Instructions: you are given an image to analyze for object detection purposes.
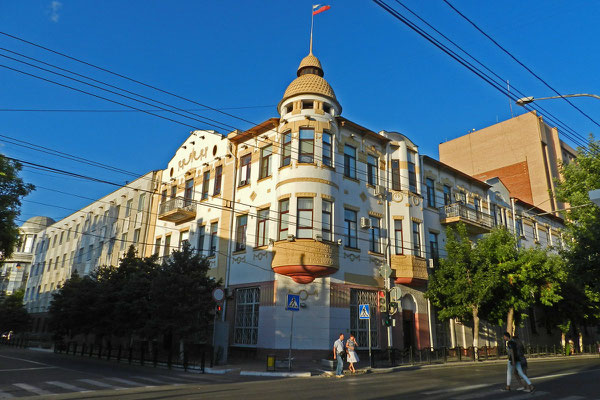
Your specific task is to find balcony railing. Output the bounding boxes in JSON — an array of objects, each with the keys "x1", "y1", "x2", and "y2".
[
  {"x1": 158, "y1": 197, "x2": 196, "y2": 223},
  {"x1": 439, "y1": 203, "x2": 494, "y2": 232}
]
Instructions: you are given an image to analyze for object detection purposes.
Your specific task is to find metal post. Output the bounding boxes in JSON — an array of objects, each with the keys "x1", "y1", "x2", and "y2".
[
  {"x1": 368, "y1": 316, "x2": 373, "y2": 368},
  {"x1": 288, "y1": 311, "x2": 294, "y2": 372}
]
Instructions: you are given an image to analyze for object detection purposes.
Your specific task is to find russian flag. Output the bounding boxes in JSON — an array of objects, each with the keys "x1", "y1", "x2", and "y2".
[{"x1": 312, "y1": 4, "x2": 331, "y2": 15}]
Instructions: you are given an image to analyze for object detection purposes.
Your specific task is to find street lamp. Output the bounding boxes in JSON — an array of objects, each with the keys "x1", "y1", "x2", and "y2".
[{"x1": 516, "y1": 93, "x2": 600, "y2": 106}]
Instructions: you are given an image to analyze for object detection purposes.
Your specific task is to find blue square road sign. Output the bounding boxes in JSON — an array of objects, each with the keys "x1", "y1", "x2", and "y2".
[
  {"x1": 287, "y1": 294, "x2": 300, "y2": 311},
  {"x1": 359, "y1": 304, "x2": 370, "y2": 319}
]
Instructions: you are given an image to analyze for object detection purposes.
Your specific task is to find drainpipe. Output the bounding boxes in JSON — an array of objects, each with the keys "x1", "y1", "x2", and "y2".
[
  {"x1": 223, "y1": 139, "x2": 238, "y2": 322},
  {"x1": 510, "y1": 197, "x2": 517, "y2": 238}
]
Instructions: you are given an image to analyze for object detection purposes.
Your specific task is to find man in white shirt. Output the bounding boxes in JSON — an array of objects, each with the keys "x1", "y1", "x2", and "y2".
[{"x1": 333, "y1": 333, "x2": 345, "y2": 377}]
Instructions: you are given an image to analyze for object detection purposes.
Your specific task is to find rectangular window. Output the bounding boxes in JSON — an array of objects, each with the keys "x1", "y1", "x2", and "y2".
[
  {"x1": 394, "y1": 219, "x2": 404, "y2": 255},
  {"x1": 59, "y1": 231, "x2": 64, "y2": 245},
  {"x1": 179, "y1": 231, "x2": 189, "y2": 249},
  {"x1": 235, "y1": 215, "x2": 248, "y2": 251},
  {"x1": 202, "y1": 171, "x2": 210, "y2": 200},
  {"x1": 413, "y1": 221, "x2": 421, "y2": 257},
  {"x1": 391, "y1": 160, "x2": 401, "y2": 191},
  {"x1": 214, "y1": 165, "x2": 223, "y2": 195},
  {"x1": 545, "y1": 226, "x2": 551, "y2": 245},
  {"x1": 259, "y1": 145, "x2": 272, "y2": 179},
  {"x1": 302, "y1": 100, "x2": 313, "y2": 109},
  {"x1": 278, "y1": 199, "x2": 290, "y2": 240},
  {"x1": 344, "y1": 208, "x2": 358, "y2": 248},
  {"x1": 197, "y1": 225, "x2": 205, "y2": 254},
  {"x1": 516, "y1": 217, "x2": 524, "y2": 237},
  {"x1": 184, "y1": 179, "x2": 194, "y2": 204},
  {"x1": 426, "y1": 178, "x2": 436, "y2": 208},
  {"x1": 367, "y1": 155, "x2": 378, "y2": 185},
  {"x1": 256, "y1": 209, "x2": 270, "y2": 247},
  {"x1": 164, "y1": 235, "x2": 171, "y2": 257},
  {"x1": 322, "y1": 200, "x2": 332, "y2": 241},
  {"x1": 443, "y1": 185, "x2": 452, "y2": 205},
  {"x1": 125, "y1": 199, "x2": 133, "y2": 217},
  {"x1": 77, "y1": 248, "x2": 84, "y2": 264},
  {"x1": 87, "y1": 245, "x2": 93, "y2": 261},
  {"x1": 457, "y1": 190, "x2": 467, "y2": 203},
  {"x1": 239, "y1": 154, "x2": 251, "y2": 186},
  {"x1": 138, "y1": 193, "x2": 146, "y2": 211},
  {"x1": 474, "y1": 197, "x2": 481, "y2": 214},
  {"x1": 344, "y1": 145, "x2": 356, "y2": 179},
  {"x1": 154, "y1": 237, "x2": 161, "y2": 256},
  {"x1": 281, "y1": 132, "x2": 292, "y2": 167},
  {"x1": 369, "y1": 216, "x2": 381, "y2": 253},
  {"x1": 161, "y1": 190, "x2": 167, "y2": 203},
  {"x1": 350, "y1": 289, "x2": 379, "y2": 349},
  {"x1": 170, "y1": 185, "x2": 177, "y2": 198},
  {"x1": 297, "y1": 197, "x2": 314, "y2": 239},
  {"x1": 120, "y1": 233, "x2": 127, "y2": 250},
  {"x1": 429, "y1": 232, "x2": 439, "y2": 264},
  {"x1": 322, "y1": 131, "x2": 332, "y2": 167},
  {"x1": 234, "y1": 287, "x2": 260, "y2": 346},
  {"x1": 408, "y1": 150, "x2": 417, "y2": 193},
  {"x1": 209, "y1": 222, "x2": 218, "y2": 256},
  {"x1": 299, "y1": 129, "x2": 314, "y2": 163},
  {"x1": 133, "y1": 228, "x2": 140, "y2": 244},
  {"x1": 533, "y1": 221, "x2": 539, "y2": 242}
]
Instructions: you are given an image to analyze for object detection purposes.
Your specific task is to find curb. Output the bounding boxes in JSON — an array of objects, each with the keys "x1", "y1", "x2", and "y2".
[{"x1": 240, "y1": 370, "x2": 312, "y2": 378}]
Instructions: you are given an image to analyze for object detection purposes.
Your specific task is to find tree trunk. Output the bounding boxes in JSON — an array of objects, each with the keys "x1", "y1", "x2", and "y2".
[
  {"x1": 472, "y1": 307, "x2": 480, "y2": 361},
  {"x1": 561, "y1": 331, "x2": 566, "y2": 350},
  {"x1": 506, "y1": 307, "x2": 515, "y2": 336}
]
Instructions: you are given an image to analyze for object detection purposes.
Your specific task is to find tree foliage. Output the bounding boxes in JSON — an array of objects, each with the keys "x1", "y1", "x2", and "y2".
[
  {"x1": 0, "y1": 289, "x2": 30, "y2": 333},
  {"x1": 0, "y1": 155, "x2": 34, "y2": 259}
]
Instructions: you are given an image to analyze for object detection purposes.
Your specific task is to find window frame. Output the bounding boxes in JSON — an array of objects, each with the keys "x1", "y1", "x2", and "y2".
[
  {"x1": 201, "y1": 170, "x2": 210, "y2": 200},
  {"x1": 344, "y1": 144, "x2": 357, "y2": 179},
  {"x1": 394, "y1": 219, "x2": 404, "y2": 255},
  {"x1": 278, "y1": 198, "x2": 290, "y2": 240},
  {"x1": 259, "y1": 145, "x2": 272, "y2": 179},
  {"x1": 412, "y1": 221, "x2": 421, "y2": 257},
  {"x1": 235, "y1": 214, "x2": 248, "y2": 251},
  {"x1": 322, "y1": 199, "x2": 332, "y2": 241},
  {"x1": 209, "y1": 222, "x2": 218, "y2": 256},
  {"x1": 367, "y1": 154, "x2": 378, "y2": 186},
  {"x1": 281, "y1": 131, "x2": 292, "y2": 167},
  {"x1": 256, "y1": 208, "x2": 270, "y2": 247},
  {"x1": 369, "y1": 216, "x2": 381, "y2": 253},
  {"x1": 239, "y1": 154, "x2": 252, "y2": 186},
  {"x1": 344, "y1": 208, "x2": 358, "y2": 248},
  {"x1": 391, "y1": 160, "x2": 401, "y2": 191},
  {"x1": 322, "y1": 131, "x2": 332, "y2": 167},
  {"x1": 298, "y1": 129, "x2": 315, "y2": 164},
  {"x1": 426, "y1": 178, "x2": 436, "y2": 208},
  {"x1": 214, "y1": 165, "x2": 223, "y2": 196},
  {"x1": 296, "y1": 197, "x2": 314, "y2": 239}
]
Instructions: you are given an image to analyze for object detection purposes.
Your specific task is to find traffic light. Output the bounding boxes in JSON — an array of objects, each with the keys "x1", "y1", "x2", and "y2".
[
  {"x1": 383, "y1": 314, "x2": 392, "y2": 327},
  {"x1": 378, "y1": 290, "x2": 388, "y2": 313}
]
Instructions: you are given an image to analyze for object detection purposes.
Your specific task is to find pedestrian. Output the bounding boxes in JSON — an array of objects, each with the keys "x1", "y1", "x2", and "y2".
[
  {"x1": 512, "y1": 335, "x2": 528, "y2": 388},
  {"x1": 502, "y1": 332, "x2": 534, "y2": 393},
  {"x1": 333, "y1": 333, "x2": 345, "y2": 378},
  {"x1": 346, "y1": 333, "x2": 359, "y2": 374}
]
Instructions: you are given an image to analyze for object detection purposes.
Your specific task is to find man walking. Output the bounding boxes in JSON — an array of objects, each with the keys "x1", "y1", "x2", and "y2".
[
  {"x1": 503, "y1": 332, "x2": 534, "y2": 392},
  {"x1": 333, "y1": 333, "x2": 345, "y2": 378}
]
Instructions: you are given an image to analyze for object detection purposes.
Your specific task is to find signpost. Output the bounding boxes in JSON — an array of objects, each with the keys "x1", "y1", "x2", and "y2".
[
  {"x1": 359, "y1": 304, "x2": 372, "y2": 367},
  {"x1": 286, "y1": 294, "x2": 300, "y2": 371}
]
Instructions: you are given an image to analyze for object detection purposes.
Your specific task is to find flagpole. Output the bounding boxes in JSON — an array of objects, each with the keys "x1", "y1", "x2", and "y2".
[{"x1": 310, "y1": 6, "x2": 314, "y2": 54}]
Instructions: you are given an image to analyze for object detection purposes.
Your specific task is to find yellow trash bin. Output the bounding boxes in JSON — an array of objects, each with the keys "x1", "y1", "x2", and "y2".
[{"x1": 267, "y1": 354, "x2": 276, "y2": 371}]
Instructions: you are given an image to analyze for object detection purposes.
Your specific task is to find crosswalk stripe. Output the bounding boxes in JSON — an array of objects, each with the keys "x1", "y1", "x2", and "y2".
[
  {"x1": 12, "y1": 383, "x2": 52, "y2": 395},
  {"x1": 46, "y1": 381, "x2": 91, "y2": 392},
  {"x1": 157, "y1": 374, "x2": 194, "y2": 382},
  {"x1": 77, "y1": 379, "x2": 124, "y2": 390},
  {"x1": 0, "y1": 389, "x2": 14, "y2": 399},
  {"x1": 105, "y1": 377, "x2": 146, "y2": 387},
  {"x1": 557, "y1": 397, "x2": 586, "y2": 400},
  {"x1": 131, "y1": 376, "x2": 171, "y2": 385},
  {"x1": 503, "y1": 391, "x2": 548, "y2": 400}
]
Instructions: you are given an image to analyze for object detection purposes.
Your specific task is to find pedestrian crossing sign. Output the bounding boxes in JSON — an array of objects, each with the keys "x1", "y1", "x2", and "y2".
[
  {"x1": 359, "y1": 304, "x2": 370, "y2": 319},
  {"x1": 287, "y1": 294, "x2": 300, "y2": 311}
]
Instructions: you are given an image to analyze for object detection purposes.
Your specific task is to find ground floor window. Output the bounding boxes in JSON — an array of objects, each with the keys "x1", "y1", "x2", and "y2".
[
  {"x1": 234, "y1": 287, "x2": 260, "y2": 346},
  {"x1": 350, "y1": 289, "x2": 379, "y2": 349}
]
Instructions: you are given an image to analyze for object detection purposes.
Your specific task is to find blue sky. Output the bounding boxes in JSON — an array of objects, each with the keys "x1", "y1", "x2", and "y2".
[{"x1": 1, "y1": 0, "x2": 599, "y2": 223}]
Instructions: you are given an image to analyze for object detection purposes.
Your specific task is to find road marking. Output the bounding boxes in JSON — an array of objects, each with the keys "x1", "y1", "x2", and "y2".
[
  {"x1": 46, "y1": 381, "x2": 92, "y2": 392},
  {"x1": 532, "y1": 368, "x2": 600, "y2": 381},
  {"x1": 0, "y1": 389, "x2": 14, "y2": 398},
  {"x1": 131, "y1": 376, "x2": 171, "y2": 385},
  {"x1": 12, "y1": 383, "x2": 52, "y2": 395},
  {"x1": 503, "y1": 391, "x2": 547, "y2": 400},
  {"x1": 77, "y1": 379, "x2": 124, "y2": 390},
  {"x1": 423, "y1": 383, "x2": 490, "y2": 395},
  {"x1": 0, "y1": 367, "x2": 56, "y2": 372},
  {"x1": 0, "y1": 355, "x2": 49, "y2": 366},
  {"x1": 105, "y1": 377, "x2": 146, "y2": 387},
  {"x1": 556, "y1": 396, "x2": 585, "y2": 400}
]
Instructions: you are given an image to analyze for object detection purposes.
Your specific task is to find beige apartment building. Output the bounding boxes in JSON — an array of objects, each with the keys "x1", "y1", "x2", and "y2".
[{"x1": 438, "y1": 111, "x2": 577, "y2": 214}]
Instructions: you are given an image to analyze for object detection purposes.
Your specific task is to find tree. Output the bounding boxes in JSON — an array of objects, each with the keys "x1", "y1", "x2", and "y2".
[
  {"x1": 0, "y1": 155, "x2": 34, "y2": 259},
  {"x1": 0, "y1": 289, "x2": 30, "y2": 334},
  {"x1": 554, "y1": 135, "x2": 600, "y2": 339},
  {"x1": 146, "y1": 241, "x2": 220, "y2": 344},
  {"x1": 427, "y1": 224, "x2": 505, "y2": 355}
]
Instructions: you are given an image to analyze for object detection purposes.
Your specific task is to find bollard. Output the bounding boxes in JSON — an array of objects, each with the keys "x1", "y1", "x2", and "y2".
[{"x1": 458, "y1": 346, "x2": 462, "y2": 362}]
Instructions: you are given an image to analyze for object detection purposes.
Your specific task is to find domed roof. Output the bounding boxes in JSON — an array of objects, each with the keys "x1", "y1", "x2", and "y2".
[
  {"x1": 283, "y1": 74, "x2": 336, "y2": 101},
  {"x1": 20, "y1": 216, "x2": 55, "y2": 232},
  {"x1": 297, "y1": 54, "x2": 322, "y2": 74}
]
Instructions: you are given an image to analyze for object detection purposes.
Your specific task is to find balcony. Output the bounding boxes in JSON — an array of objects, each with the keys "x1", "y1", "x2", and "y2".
[
  {"x1": 391, "y1": 255, "x2": 428, "y2": 286},
  {"x1": 439, "y1": 203, "x2": 494, "y2": 234},
  {"x1": 271, "y1": 240, "x2": 339, "y2": 284},
  {"x1": 158, "y1": 197, "x2": 196, "y2": 223}
]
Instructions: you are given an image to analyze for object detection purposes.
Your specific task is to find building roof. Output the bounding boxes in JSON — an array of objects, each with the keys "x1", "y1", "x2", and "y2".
[
  {"x1": 297, "y1": 54, "x2": 322, "y2": 73},
  {"x1": 227, "y1": 118, "x2": 279, "y2": 144},
  {"x1": 421, "y1": 155, "x2": 491, "y2": 188},
  {"x1": 337, "y1": 117, "x2": 390, "y2": 145},
  {"x1": 20, "y1": 216, "x2": 55, "y2": 232},
  {"x1": 280, "y1": 53, "x2": 338, "y2": 106}
]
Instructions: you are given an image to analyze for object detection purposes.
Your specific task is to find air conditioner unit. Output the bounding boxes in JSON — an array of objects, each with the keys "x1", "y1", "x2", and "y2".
[
  {"x1": 374, "y1": 185, "x2": 386, "y2": 197},
  {"x1": 360, "y1": 217, "x2": 372, "y2": 229},
  {"x1": 428, "y1": 258, "x2": 436, "y2": 268}
]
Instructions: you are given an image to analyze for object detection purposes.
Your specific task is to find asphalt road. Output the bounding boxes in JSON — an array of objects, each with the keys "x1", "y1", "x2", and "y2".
[{"x1": 0, "y1": 347, "x2": 599, "y2": 399}]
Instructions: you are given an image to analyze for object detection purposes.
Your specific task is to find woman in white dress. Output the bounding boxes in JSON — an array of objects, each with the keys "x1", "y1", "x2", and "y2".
[{"x1": 346, "y1": 333, "x2": 359, "y2": 373}]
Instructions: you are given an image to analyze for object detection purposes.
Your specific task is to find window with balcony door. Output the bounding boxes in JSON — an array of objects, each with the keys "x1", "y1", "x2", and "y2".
[
  {"x1": 322, "y1": 131, "x2": 332, "y2": 167},
  {"x1": 297, "y1": 197, "x2": 313, "y2": 239},
  {"x1": 344, "y1": 209, "x2": 358, "y2": 248},
  {"x1": 426, "y1": 178, "x2": 436, "y2": 208},
  {"x1": 413, "y1": 221, "x2": 422, "y2": 257},
  {"x1": 369, "y1": 216, "x2": 381, "y2": 253},
  {"x1": 239, "y1": 154, "x2": 251, "y2": 186},
  {"x1": 154, "y1": 237, "x2": 161, "y2": 256},
  {"x1": 235, "y1": 215, "x2": 248, "y2": 251},
  {"x1": 197, "y1": 225, "x2": 205, "y2": 254},
  {"x1": 209, "y1": 222, "x2": 218, "y2": 256},
  {"x1": 367, "y1": 155, "x2": 378, "y2": 186},
  {"x1": 391, "y1": 160, "x2": 401, "y2": 191},
  {"x1": 443, "y1": 185, "x2": 452, "y2": 205},
  {"x1": 322, "y1": 200, "x2": 332, "y2": 241},
  {"x1": 214, "y1": 165, "x2": 222, "y2": 196},
  {"x1": 184, "y1": 179, "x2": 194, "y2": 205},
  {"x1": 278, "y1": 199, "x2": 289, "y2": 240},
  {"x1": 256, "y1": 209, "x2": 270, "y2": 247},
  {"x1": 407, "y1": 150, "x2": 417, "y2": 193},
  {"x1": 395, "y1": 220, "x2": 404, "y2": 255},
  {"x1": 429, "y1": 232, "x2": 439, "y2": 265},
  {"x1": 299, "y1": 129, "x2": 314, "y2": 163}
]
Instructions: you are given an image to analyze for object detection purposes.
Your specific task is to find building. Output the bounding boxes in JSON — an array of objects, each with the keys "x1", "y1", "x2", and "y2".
[
  {"x1": 23, "y1": 51, "x2": 571, "y2": 356},
  {"x1": 24, "y1": 171, "x2": 159, "y2": 333},
  {"x1": 438, "y1": 111, "x2": 577, "y2": 214},
  {"x1": 0, "y1": 216, "x2": 54, "y2": 300}
]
